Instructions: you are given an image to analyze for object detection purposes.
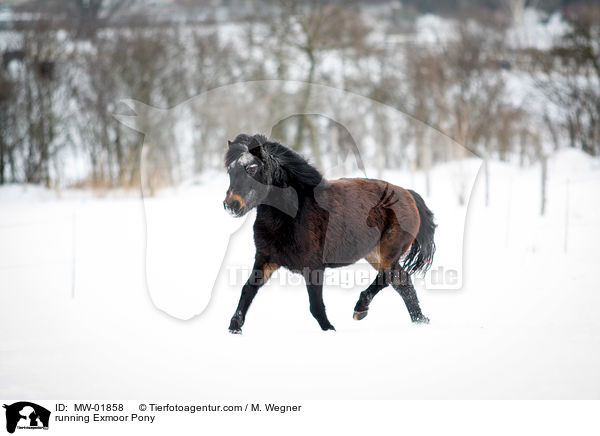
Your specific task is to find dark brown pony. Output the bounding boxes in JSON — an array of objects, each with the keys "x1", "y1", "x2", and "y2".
[{"x1": 224, "y1": 133, "x2": 436, "y2": 333}]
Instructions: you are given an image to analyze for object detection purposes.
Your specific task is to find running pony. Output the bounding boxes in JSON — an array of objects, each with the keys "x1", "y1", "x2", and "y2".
[{"x1": 224, "y1": 134, "x2": 436, "y2": 333}]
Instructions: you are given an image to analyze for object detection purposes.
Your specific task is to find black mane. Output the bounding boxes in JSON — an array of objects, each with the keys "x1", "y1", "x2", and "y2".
[
  {"x1": 225, "y1": 133, "x2": 323, "y2": 192},
  {"x1": 224, "y1": 133, "x2": 265, "y2": 167}
]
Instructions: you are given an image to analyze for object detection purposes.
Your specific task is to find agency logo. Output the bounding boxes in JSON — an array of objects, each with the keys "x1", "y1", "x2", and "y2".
[{"x1": 3, "y1": 402, "x2": 50, "y2": 433}]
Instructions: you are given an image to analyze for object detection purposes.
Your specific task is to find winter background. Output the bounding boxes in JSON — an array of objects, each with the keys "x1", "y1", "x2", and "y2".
[{"x1": 1, "y1": 0, "x2": 599, "y2": 399}]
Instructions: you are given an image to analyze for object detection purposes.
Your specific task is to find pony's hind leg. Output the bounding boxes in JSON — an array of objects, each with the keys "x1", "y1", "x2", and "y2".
[
  {"x1": 391, "y1": 264, "x2": 429, "y2": 323},
  {"x1": 354, "y1": 240, "x2": 402, "y2": 320},
  {"x1": 353, "y1": 270, "x2": 390, "y2": 320},
  {"x1": 354, "y1": 232, "x2": 408, "y2": 321}
]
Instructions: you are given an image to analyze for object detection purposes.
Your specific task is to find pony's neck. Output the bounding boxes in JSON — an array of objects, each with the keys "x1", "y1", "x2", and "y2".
[
  {"x1": 258, "y1": 169, "x2": 313, "y2": 226},
  {"x1": 257, "y1": 144, "x2": 324, "y2": 224},
  {"x1": 268, "y1": 157, "x2": 323, "y2": 193},
  {"x1": 261, "y1": 183, "x2": 302, "y2": 219}
]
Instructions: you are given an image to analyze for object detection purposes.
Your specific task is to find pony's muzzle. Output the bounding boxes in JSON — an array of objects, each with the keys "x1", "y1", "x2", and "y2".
[{"x1": 224, "y1": 193, "x2": 245, "y2": 216}]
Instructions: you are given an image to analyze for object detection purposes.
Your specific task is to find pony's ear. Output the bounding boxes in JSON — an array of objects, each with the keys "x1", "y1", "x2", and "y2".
[
  {"x1": 227, "y1": 140, "x2": 233, "y2": 147},
  {"x1": 248, "y1": 137, "x2": 263, "y2": 159}
]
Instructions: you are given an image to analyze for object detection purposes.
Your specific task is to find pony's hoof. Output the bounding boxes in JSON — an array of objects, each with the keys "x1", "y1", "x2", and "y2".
[
  {"x1": 229, "y1": 316, "x2": 243, "y2": 333},
  {"x1": 321, "y1": 324, "x2": 336, "y2": 331},
  {"x1": 353, "y1": 310, "x2": 368, "y2": 321},
  {"x1": 412, "y1": 315, "x2": 430, "y2": 324}
]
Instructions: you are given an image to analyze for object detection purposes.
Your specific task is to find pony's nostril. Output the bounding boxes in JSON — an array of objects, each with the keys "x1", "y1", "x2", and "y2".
[{"x1": 223, "y1": 200, "x2": 227, "y2": 210}]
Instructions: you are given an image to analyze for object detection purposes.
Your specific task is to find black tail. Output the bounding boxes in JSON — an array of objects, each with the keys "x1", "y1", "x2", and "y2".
[{"x1": 403, "y1": 189, "x2": 436, "y2": 274}]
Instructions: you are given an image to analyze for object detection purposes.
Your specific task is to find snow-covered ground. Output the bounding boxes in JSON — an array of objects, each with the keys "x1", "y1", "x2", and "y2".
[{"x1": 1, "y1": 149, "x2": 599, "y2": 399}]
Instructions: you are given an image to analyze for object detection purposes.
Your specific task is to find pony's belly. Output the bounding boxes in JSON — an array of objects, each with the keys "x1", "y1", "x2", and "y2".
[
  {"x1": 269, "y1": 243, "x2": 373, "y2": 272},
  {"x1": 321, "y1": 230, "x2": 380, "y2": 267}
]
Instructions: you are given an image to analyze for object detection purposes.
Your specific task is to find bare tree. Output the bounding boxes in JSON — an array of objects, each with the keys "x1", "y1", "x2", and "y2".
[
  {"x1": 0, "y1": 67, "x2": 15, "y2": 184},
  {"x1": 264, "y1": 0, "x2": 370, "y2": 167},
  {"x1": 8, "y1": 21, "x2": 68, "y2": 187},
  {"x1": 534, "y1": 4, "x2": 600, "y2": 156}
]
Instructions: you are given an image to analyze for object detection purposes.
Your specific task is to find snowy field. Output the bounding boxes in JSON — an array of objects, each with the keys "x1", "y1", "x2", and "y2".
[{"x1": 1, "y1": 149, "x2": 600, "y2": 399}]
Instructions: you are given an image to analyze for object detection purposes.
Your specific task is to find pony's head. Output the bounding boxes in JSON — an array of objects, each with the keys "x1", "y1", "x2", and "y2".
[{"x1": 223, "y1": 134, "x2": 272, "y2": 217}]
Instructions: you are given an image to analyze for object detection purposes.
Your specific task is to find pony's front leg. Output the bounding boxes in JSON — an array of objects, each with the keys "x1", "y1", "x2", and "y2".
[
  {"x1": 229, "y1": 261, "x2": 278, "y2": 334},
  {"x1": 305, "y1": 269, "x2": 335, "y2": 331}
]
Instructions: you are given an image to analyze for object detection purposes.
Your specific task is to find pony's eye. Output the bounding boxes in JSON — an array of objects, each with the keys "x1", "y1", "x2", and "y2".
[{"x1": 246, "y1": 165, "x2": 258, "y2": 176}]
